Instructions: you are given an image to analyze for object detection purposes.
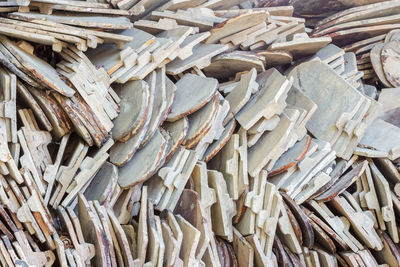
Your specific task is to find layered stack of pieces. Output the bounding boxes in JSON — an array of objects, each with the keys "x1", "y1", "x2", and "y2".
[
  {"x1": 0, "y1": 0, "x2": 398, "y2": 266},
  {"x1": 311, "y1": 0, "x2": 400, "y2": 85},
  {"x1": 312, "y1": 0, "x2": 400, "y2": 47},
  {"x1": 370, "y1": 32, "x2": 400, "y2": 88}
]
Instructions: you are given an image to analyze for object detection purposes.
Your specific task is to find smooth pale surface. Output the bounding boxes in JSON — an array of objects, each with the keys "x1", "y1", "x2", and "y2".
[
  {"x1": 311, "y1": 44, "x2": 345, "y2": 64},
  {"x1": 166, "y1": 42, "x2": 228, "y2": 75},
  {"x1": 268, "y1": 33, "x2": 332, "y2": 58},
  {"x1": 224, "y1": 68, "x2": 257, "y2": 124}
]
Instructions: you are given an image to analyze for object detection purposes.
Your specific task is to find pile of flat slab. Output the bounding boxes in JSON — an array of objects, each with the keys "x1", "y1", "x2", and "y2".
[{"x1": 0, "y1": 0, "x2": 398, "y2": 266}]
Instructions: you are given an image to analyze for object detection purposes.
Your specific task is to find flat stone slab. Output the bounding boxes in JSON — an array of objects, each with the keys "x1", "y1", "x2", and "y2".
[
  {"x1": 118, "y1": 129, "x2": 170, "y2": 188},
  {"x1": 166, "y1": 73, "x2": 218, "y2": 122},
  {"x1": 359, "y1": 118, "x2": 400, "y2": 160},
  {"x1": 381, "y1": 40, "x2": 400, "y2": 87},
  {"x1": 289, "y1": 59, "x2": 364, "y2": 145},
  {"x1": 112, "y1": 80, "x2": 150, "y2": 142},
  {"x1": 203, "y1": 51, "x2": 265, "y2": 79}
]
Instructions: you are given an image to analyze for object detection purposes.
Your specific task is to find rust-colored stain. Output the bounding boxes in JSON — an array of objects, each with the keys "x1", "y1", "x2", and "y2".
[{"x1": 107, "y1": 61, "x2": 123, "y2": 75}]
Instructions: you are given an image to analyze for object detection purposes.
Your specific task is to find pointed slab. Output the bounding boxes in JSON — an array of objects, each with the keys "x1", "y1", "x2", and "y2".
[
  {"x1": 58, "y1": 207, "x2": 95, "y2": 265},
  {"x1": 232, "y1": 228, "x2": 254, "y2": 267},
  {"x1": 277, "y1": 202, "x2": 302, "y2": 254},
  {"x1": 175, "y1": 214, "x2": 200, "y2": 267},
  {"x1": 136, "y1": 186, "x2": 148, "y2": 266},
  {"x1": 160, "y1": 220, "x2": 180, "y2": 267},
  {"x1": 370, "y1": 161, "x2": 399, "y2": 243}
]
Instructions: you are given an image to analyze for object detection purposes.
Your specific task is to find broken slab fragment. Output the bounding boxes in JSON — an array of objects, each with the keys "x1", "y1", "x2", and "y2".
[
  {"x1": 268, "y1": 33, "x2": 332, "y2": 59},
  {"x1": 203, "y1": 119, "x2": 236, "y2": 162},
  {"x1": 140, "y1": 69, "x2": 168, "y2": 147},
  {"x1": 358, "y1": 118, "x2": 400, "y2": 161},
  {"x1": 235, "y1": 68, "x2": 291, "y2": 130},
  {"x1": 381, "y1": 40, "x2": 400, "y2": 87},
  {"x1": 311, "y1": 44, "x2": 345, "y2": 64},
  {"x1": 370, "y1": 43, "x2": 392, "y2": 87},
  {"x1": 151, "y1": 8, "x2": 224, "y2": 31},
  {"x1": 166, "y1": 42, "x2": 228, "y2": 75},
  {"x1": 203, "y1": 51, "x2": 265, "y2": 79},
  {"x1": 223, "y1": 69, "x2": 258, "y2": 124},
  {"x1": 84, "y1": 162, "x2": 118, "y2": 205},
  {"x1": 247, "y1": 112, "x2": 298, "y2": 177},
  {"x1": 182, "y1": 95, "x2": 219, "y2": 149},
  {"x1": 315, "y1": 160, "x2": 367, "y2": 202},
  {"x1": 207, "y1": 170, "x2": 236, "y2": 242},
  {"x1": 205, "y1": 10, "x2": 269, "y2": 44}
]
